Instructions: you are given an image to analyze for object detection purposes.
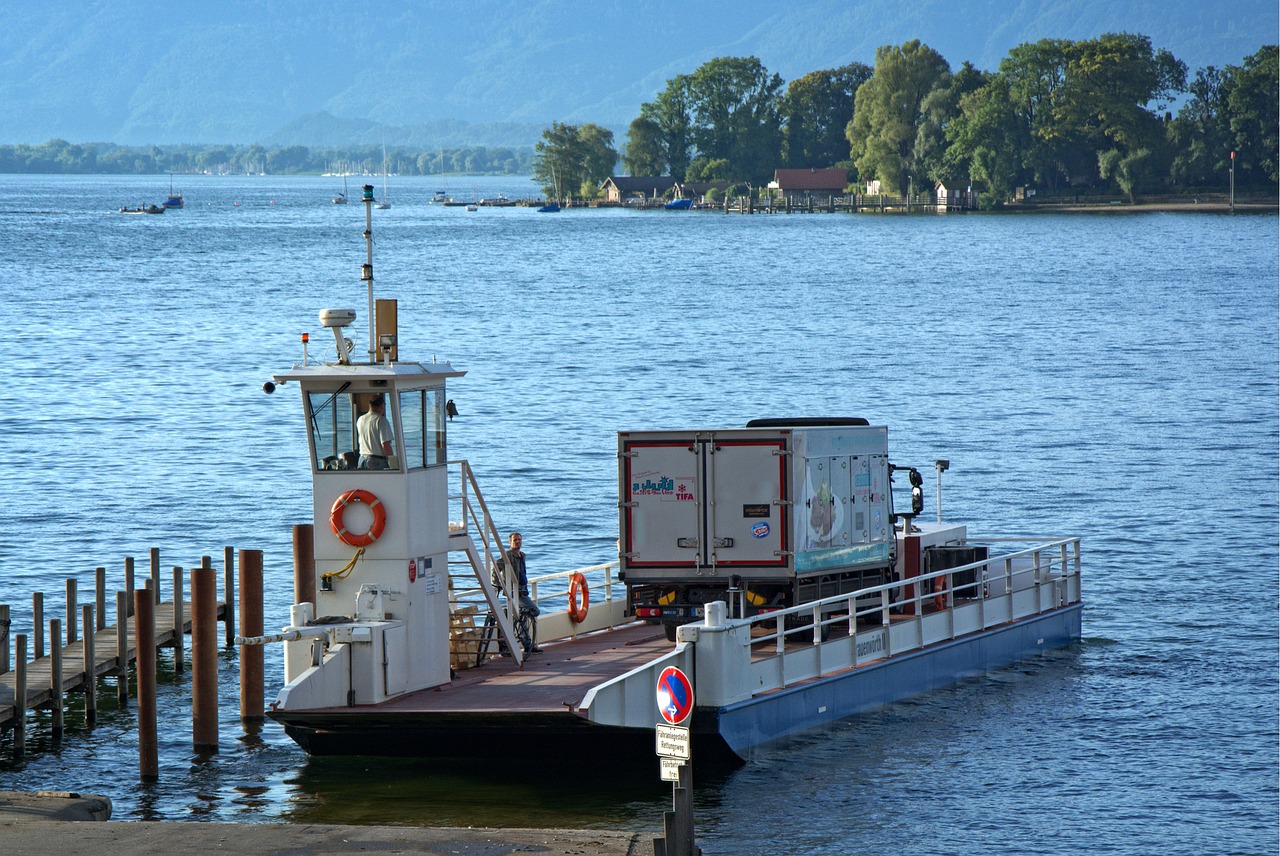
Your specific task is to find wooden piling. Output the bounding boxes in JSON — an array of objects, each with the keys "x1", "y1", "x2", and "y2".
[
  {"x1": 51, "y1": 618, "x2": 63, "y2": 738},
  {"x1": 32, "y1": 592, "x2": 44, "y2": 660},
  {"x1": 223, "y1": 546, "x2": 237, "y2": 647},
  {"x1": 66, "y1": 579, "x2": 78, "y2": 645},
  {"x1": 172, "y1": 566, "x2": 185, "y2": 674},
  {"x1": 293, "y1": 524, "x2": 316, "y2": 607},
  {"x1": 150, "y1": 547, "x2": 162, "y2": 604},
  {"x1": 191, "y1": 566, "x2": 218, "y2": 753},
  {"x1": 124, "y1": 556, "x2": 135, "y2": 617},
  {"x1": 14, "y1": 634, "x2": 26, "y2": 760},
  {"x1": 239, "y1": 549, "x2": 264, "y2": 722},
  {"x1": 95, "y1": 567, "x2": 106, "y2": 631},
  {"x1": 0, "y1": 604, "x2": 9, "y2": 676},
  {"x1": 82, "y1": 604, "x2": 96, "y2": 726},
  {"x1": 116, "y1": 590, "x2": 129, "y2": 706},
  {"x1": 134, "y1": 590, "x2": 158, "y2": 780}
]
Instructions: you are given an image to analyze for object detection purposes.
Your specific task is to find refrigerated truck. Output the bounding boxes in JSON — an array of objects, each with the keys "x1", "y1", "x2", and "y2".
[{"x1": 618, "y1": 419, "x2": 907, "y2": 639}]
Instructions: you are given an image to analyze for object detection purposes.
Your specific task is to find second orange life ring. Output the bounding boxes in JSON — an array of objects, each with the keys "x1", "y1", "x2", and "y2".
[{"x1": 568, "y1": 572, "x2": 590, "y2": 623}]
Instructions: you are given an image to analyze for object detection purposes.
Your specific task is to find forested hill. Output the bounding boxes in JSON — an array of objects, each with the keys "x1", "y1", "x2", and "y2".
[{"x1": 1, "y1": 0, "x2": 1274, "y2": 146}]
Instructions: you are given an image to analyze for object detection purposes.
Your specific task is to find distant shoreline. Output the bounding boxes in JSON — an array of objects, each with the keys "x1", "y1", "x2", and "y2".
[{"x1": 1005, "y1": 201, "x2": 1277, "y2": 214}]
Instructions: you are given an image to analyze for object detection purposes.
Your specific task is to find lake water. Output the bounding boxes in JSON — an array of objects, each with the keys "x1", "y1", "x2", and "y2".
[{"x1": 0, "y1": 174, "x2": 1276, "y2": 855}]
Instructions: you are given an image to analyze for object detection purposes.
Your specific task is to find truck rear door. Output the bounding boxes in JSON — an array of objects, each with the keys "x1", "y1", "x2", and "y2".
[{"x1": 621, "y1": 433, "x2": 788, "y2": 572}]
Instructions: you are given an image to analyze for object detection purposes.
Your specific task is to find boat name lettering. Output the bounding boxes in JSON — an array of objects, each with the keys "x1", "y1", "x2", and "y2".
[{"x1": 856, "y1": 633, "x2": 885, "y2": 659}]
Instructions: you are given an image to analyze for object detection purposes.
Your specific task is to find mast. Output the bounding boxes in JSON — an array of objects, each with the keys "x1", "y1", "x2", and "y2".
[{"x1": 362, "y1": 184, "x2": 375, "y2": 362}]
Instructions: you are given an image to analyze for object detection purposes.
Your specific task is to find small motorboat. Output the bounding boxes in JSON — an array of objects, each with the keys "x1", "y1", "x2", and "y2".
[
  {"x1": 664, "y1": 198, "x2": 693, "y2": 210},
  {"x1": 119, "y1": 204, "x2": 166, "y2": 215}
]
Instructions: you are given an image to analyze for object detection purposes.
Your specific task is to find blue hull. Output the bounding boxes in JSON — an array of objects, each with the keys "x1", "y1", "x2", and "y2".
[{"x1": 710, "y1": 604, "x2": 1082, "y2": 758}]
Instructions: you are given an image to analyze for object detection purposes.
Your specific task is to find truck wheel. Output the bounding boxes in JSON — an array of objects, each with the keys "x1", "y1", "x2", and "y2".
[{"x1": 664, "y1": 622, "x2": 679, "y2": 642}]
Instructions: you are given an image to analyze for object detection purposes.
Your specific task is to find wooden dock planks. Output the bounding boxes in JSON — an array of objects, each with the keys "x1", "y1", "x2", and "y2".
[{"x1": 0, "y1": 600, "x2": 227, "y2": 728}]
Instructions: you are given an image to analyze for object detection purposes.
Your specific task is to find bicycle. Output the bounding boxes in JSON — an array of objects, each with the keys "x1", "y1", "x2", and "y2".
[{"x1": 475, "y1": 598, "x2": 538, "y2": 667}]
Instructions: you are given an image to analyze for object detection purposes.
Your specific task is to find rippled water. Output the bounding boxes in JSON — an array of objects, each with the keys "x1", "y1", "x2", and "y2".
[{"x1": 0, "y1": 175, "x2": 1275, "y2": 855}]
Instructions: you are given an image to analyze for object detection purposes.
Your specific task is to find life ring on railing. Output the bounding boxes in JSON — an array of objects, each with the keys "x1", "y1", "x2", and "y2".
[
  {"x1": 330, "y1": 489, "x2": 387, "y2": 547},
  {"x1": 568, "y1": 572, "x2": 590, "y2": 623}
]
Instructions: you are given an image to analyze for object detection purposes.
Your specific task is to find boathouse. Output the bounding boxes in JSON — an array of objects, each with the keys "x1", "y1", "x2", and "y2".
[
  {"x1": 600, "y1": 175, "x2": 678, "y2": 204},
  {"x1": 770, "y1": 168, "x2": 848, "y2": 204},
  {"x1": 935, "y1": 180, "x2": 978, "y2": 211}
]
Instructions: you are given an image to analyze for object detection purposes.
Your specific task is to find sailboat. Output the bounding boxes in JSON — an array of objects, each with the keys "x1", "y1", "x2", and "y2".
[
  {"x1": 375, "y1": 145, "x2": 391, "y2": 209},
  {"x1": 162, "y1": 174, "x2": 184, "y2": 209},
  {"x1": 333, "y1": 170, "x2": 349, "y2": 204},
  {"x1": 538, "y1": 165, "x2": 562, "y2": 212}
]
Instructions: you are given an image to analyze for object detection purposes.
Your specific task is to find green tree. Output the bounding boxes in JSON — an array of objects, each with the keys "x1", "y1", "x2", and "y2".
[
  {"x1": 781, "y1": 62, "x2": 872, "y2": 168},
  {"x1": 846, "y1": 41, "x2": 951, "y2": 194},
  {"x1": 623, "y1": 116, "x2": 667, "y2": 176},
  {"x1": 1167, "y1": 65, "x2": 1232, "y2": 187},
  {"x1": 915, "y1": 61, "x2": 988, "y2": 183},
  {"x1": 640, "y1": 74, "x2": 695, "y2": 181},
  {"x1": 685, "y1": 157, "x2": 733, "y2": 182},
  {"x1": 684, "y1": 56, "x2": 784, "y2": 183},
  {"x1": 1055, "y1": 32, "x2": 1186, "y2": 164},
  {"x1": 1098, "y1": 146, "x2": 1155, "y2": 202},
  {"x1": 1224, "y1": 44, "x2": 1279, "y2": 185},
  {"x1": 945, "y1": 76, "x2": 1030, "y2": 205},
  {"x1": 996, "y1": 38, "x2": 1080, "y2": 187},
  {"x1": 533, "y1": 121, "x2": 617, "y2": 201}
]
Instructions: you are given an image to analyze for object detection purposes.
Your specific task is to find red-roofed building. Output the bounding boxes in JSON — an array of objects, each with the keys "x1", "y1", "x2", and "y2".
[{"x1": 769, "y1": 168, "x2": 849, "y2": 203}]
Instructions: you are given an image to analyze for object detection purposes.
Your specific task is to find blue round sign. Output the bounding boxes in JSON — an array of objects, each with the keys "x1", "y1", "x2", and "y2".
[{"x1": 657, "y1": 666, "x2": 694, "y2": 724}]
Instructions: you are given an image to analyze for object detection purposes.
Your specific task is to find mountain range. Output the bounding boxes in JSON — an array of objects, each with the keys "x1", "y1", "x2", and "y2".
[{"x1": 2, "y1": 1, "x2": 1274, "y2": 148}]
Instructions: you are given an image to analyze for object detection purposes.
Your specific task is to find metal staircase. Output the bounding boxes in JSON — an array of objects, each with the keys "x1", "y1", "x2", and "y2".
[{"x1": 446, "y1": 460, "x2": 525, "y2": 668}]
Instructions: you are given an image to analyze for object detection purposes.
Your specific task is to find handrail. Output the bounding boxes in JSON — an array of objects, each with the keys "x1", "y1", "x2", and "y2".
[
  {"x1": 739, "y1": 536, "x2": 1082, "y2": 672},
  {"x1": 445, "y1": 459, "x2": 524, "y2": 665}
]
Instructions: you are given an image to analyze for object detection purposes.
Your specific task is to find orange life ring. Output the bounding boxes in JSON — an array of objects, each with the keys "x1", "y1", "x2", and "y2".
[
  {"x1": 568, "y1": 572, "x2": 589, "y2": 623},
  {"x1": 330, "y1": 489, "x2": 387, "y2": 547}
]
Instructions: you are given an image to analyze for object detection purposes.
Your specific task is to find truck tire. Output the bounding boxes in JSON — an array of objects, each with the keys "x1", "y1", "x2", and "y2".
[{"x1": 664, "y1": 621, "x2": 679, "y2": 642}]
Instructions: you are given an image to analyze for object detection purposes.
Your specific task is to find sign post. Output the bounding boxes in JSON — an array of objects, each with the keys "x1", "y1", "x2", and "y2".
[{"x1": 653, "y1": 666, "x2": 699, "y2": 856}]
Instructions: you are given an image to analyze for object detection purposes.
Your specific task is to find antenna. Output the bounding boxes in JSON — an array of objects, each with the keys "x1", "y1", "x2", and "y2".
[{"x1": 362, "y1": 184, "x2": 375, "y2": 363}]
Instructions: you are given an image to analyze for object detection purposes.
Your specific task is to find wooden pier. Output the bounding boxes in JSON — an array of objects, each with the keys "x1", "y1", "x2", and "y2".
[{"x1": 0, "y1": 548, "x2": 240, "y2": 755}]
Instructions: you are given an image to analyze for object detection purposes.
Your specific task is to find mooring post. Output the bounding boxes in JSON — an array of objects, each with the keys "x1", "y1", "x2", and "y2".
[
  {"x1": 135, "y1": 589, "x2": 158, "y2": 780},
  {"x1": 150, "y1": 547, "x2": 162, "y2": 604},
  {"x1": 95, "y1": 567, "x2": 106, "y2": 631},
  {"x1": 0, "y1": 604, "x2": 9, "y2": 676},
  {"x1": 223, "y1": 546, "x2": 237, "y2": 648},
  {"x1": 124, "y1": 556, "x2": 135, "y2": 617},
  {"x1": 239, "y1": 549, "x2": 265, "y2": 722},
  {"x1": 82, "y1": 604, "x2": 96, "y2": 726},
  {"x1": 172, "y1": 566, "x2": 185, "y2": 674},
  {"x1": 191, "y1": 565, "x2": 219, "y2": 753},
  {"x1": 66, "y1": 579, "x2": 78, "y2": 645},
  {"x1": 14, "y1": 634, "x2": 27, "y2": 760},
  {"x1": 293, "y1": 524, "x2": 316, "y2": 607},
  {"x1": 50, "y1": 618, "x2": 64, "y2": 738},
  {"x1": 116, "y1": 590, "x2": 129, "y2": 706},
  {"x1": 32, "y1": 592, "x2": 44, "y2": 660}
]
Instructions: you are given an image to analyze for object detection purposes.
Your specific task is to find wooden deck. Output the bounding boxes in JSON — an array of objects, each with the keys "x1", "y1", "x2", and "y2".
[
  {"x1": 0, "y1": 599, "x2": 228, "y2": 729},
  {"x1": 352, "y1": 622, "x2": 671, "y2": 714}
]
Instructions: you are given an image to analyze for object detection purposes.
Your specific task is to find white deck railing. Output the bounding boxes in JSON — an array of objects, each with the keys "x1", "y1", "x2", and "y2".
[{"x1": 581, "y1": 536, "x2": 1082, "y2": 727}]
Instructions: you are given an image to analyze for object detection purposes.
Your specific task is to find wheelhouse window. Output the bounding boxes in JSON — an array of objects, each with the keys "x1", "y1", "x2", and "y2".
[
  {"x1": 399, "y1": 388, "x2": 446, "y2": 468},
  {"x1": 307, "y1": 388, "x2": 361, "y2": 471}
]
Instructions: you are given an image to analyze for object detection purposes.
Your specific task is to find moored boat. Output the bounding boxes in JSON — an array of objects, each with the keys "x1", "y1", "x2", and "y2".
[
  {"x1": 247, "y1": 186, "x2": 1083, "y2": 764},
  {"x1": 162, "y1": 175, "x2": 184, "y2": 209}
]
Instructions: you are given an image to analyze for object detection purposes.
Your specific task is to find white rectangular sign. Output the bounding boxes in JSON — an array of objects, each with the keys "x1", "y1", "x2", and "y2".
[
  {"x1": 655, "y1": 723, "x2": 690, "y2": 760},
  {"x1": 660, "y1": 757, "x2": 683, "y2": 782}
]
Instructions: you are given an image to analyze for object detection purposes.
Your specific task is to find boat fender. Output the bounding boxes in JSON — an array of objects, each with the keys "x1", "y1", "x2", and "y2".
[
  {"x1": 330, "y1": 489, "x2": 387, "y2": 547},
  {"x1": 568, "y1": 572, "x2": 589, "y2": 623}
]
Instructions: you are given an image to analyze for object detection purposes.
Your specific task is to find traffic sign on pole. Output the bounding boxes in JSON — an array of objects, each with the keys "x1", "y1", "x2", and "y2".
[{"x1": 656, "y1": 666, "x2": 694, "y2": 724}]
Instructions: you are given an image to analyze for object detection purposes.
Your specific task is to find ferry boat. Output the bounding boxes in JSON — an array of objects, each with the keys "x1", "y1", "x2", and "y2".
[{"x1": 247, "y1": 184, "x2": 1083, "y2": 763}]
